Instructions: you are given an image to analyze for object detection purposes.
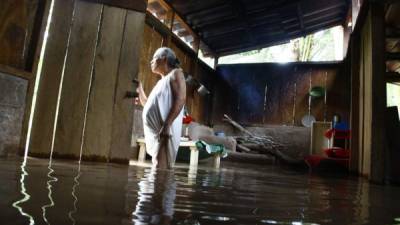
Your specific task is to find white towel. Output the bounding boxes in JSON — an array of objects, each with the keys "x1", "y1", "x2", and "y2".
[{"x1": 142, "y1": 71, "x2": 183, "y2": 167}]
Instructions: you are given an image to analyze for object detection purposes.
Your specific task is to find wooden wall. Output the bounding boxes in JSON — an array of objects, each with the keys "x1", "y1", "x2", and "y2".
[
  {"x1": 0, "y1": 0, "x2": 44, "y2": 70},
  {"x1": 349, "y1": 2, "x2": 386, "y2": 183},
  {"x1": 28, "y1": 0, "x2": 146, "y2": 163},
  {"x1": 213, "y1": 63, "x2": 350, "y2": 126}
]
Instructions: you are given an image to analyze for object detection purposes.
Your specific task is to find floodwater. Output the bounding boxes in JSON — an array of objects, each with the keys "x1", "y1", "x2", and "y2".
[{"x1": 1, "y1": 157, "x2": 400, "y2": 225}]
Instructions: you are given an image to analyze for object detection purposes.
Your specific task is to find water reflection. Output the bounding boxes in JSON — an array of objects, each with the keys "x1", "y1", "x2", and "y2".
[
  {"x1": 187, "y1": 167, "x2": 197, "y2": 185},
  {"x1": 42, "y1": 158, "x2": 58, "y2": 224},
  {"x1": 133, "y1": 168, "x2": 177, "y2": 225},
  {"x1": 11, "y1": 158, "x2": 35, "y2": 225},
  {"x1": 68, "y1": 163, "x2": 82, "y2": 225},
  {"x1": 3, "y1": 158, "x2": 400, "y2": 225}
]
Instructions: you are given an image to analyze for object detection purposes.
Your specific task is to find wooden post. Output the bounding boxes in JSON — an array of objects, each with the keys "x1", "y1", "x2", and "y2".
[
  {"x1": 369, "y1": 2, "x2": 386, "y2": 183},
  {"x1": 28, "y1": 0, "x2": 75, "y2": 157},
  {"x1": 138, "y1": 142, "x2": 146, "y2": 163},
  {"x1": 189, "y1": 146, "x2": 199, "y2": 167},
  {"x1": 82, "y1": 6, "x2": 126, "y2": 161},
  {"x1": 53, "y1": 1, "x2": 103, "y2": 159},
  {"x1": 350, "y1": 34, "x2": 361, "y2": 173},
  {"x1": 166, "y1": 10, "x2": 175, "y2": 47},
  {"x1": 19, "y1": 0, "x2": 52, "y2": 154},
  {"x1": 213, "y1": 154, "x2": 221, "y2": 168},
  {"x1": 214, "y1": 57, "x2": 219, "y2": 70},
  {"x1": 109, "y1": 10, "x2": 145, "y2": 163}
]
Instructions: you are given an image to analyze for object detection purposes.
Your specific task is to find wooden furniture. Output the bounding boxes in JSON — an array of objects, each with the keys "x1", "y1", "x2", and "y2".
[
  {"x1": 310, "y1": 122, "x2": 332, "y2": 155},
  {"x1": 136, "y1": 138, "x2": 221, "y2": 168}
]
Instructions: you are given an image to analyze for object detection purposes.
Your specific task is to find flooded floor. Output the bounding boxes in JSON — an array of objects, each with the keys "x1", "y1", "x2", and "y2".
[{"x1": 1, "y1": 157, "x2": 400, "y2": 225}]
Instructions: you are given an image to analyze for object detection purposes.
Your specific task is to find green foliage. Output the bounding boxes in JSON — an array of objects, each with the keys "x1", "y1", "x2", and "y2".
[{"x1": 219, "y1": 26, "x2": 340, "y2": 64}]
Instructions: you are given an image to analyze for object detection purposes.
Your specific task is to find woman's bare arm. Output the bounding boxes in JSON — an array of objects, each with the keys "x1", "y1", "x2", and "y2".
[{"x1": 137, "y1": 82, "x2": 147, "y2": 107}]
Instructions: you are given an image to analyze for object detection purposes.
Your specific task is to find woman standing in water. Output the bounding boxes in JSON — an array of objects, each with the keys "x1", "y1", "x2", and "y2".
[{"x1": 136, "y1": 47, "x2": 186, "y2": 169}]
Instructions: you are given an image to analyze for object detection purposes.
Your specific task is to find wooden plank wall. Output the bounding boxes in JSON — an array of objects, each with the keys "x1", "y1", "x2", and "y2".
[
  {"x1": 28, "y1": 0, "x2": 146, "y2": 163},
  {"x1": 29, "y1": 0, "x2": 76, "y2": 156},
  {"x1": 138, "y1": 24, "x2": 164, "y2": 97},
  {"x1": 348, "y1": 2, "x2": 386, "y2": 182},
  {"x1": 0, "y1": 0, "x2": 44, "y2": 70},
  {"x1": 82, "y1": 5, "x2": 126, "y2": 161},
  {"x1": 53, "y1": 0, "x2": 103, "y2": 158},
  {"x1": 213, "y1": 63, "x2": 350, "y2": 126},
  {"x1": 356, "y1": 3, "x2": 386, "y2": 182},
  {"x1": 109, "y1": 11, "x2": 145, "y2": 162}
]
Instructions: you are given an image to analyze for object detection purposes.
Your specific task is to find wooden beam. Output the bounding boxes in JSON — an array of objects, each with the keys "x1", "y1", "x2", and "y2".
[
  {"x1": 19, "y1": 0, "x2": 53, "y2": 154},
  {"x1": 160, "y1": 0, "x2": 217, "y2": 57},
  {"x1": 387, "y1": 52, "x2": 400, "y2": 60},
  {"x1": 369, "y1": 2, "x2": 386, "y2": 184},
  {"x1": 166, "y1": 10, "x2": 175, "y2": 47},
  {"x1": 81, "y1": 0, "x2": 147, "y2": 12},
  {"x1": 350, "y1": 34, "x2": 361, "y2": 174},
  {"x1": 193, "y1": 16, "x2": 240, "y2": 30},
  {"x1": 290, "y1": 18, "x2": 342, "y2": 33},
  {"x1": 302, "y1": 10, "x2": 344, "y2": 25},
  {"x1": 301, "y1": 0, "x2": 346, "y2": 17},
  {"x1": 386, "y1": 26, "x2": 400, "y2": 38},
  {"x1": 386, "y1": 72, "x2": 400, "y2": 82},
  {"x1": 203, "y1": 27, "x2": 245, "y2": 40},
  {"x1": 145, "y1": 13, "x2": 198, "y2": 58},
  {"x1": 0, "y1": 64, "x2": 32, "y2": 80},
  {"x1": 185, "y1": 4, "x2": 229, "y2": 20},
  {"x1": 25, "y1": 0, "x2": 47, "y2": 72},
  {"x1": 297, "y1": 3, "x2": 304, "y2": 30},
  {"x1": 205, "y1": 27, "x2": 283, "y2": 42},
  {"x1": 198, "y1": 17, "x2": 281, "y2": 34},
  {"x1": 302, "y1": 2, "x2": 346, "y2": 17},
  {"x1": 247, "y1": 0, "x2": 298, "y2": 15}
]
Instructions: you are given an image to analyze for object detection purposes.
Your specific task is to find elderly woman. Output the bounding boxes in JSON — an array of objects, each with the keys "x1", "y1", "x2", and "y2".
[{"x1": 137, "y1": 47, "x2": 186, "y2": 169}]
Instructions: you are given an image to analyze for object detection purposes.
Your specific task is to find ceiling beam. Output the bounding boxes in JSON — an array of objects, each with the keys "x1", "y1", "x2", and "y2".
[
  {"x1": 302, "y1": 2, "x2": 346, "y2": 17},
  {"x1": 185, "y1": 4, "x2": 230, "y2": 20},
  {"x1": 192, "y1": 15, "x2": 237, "y2": 29},
  {"x1": 82, "y1": 0, "x2": 147, "y2": 12},
  {"x1": 297, "y1": 3, "x2": 304, "y2": 30},
  {"x1": 303, "y1": 9, "x2": 344, "y2": 23},
  {"x1": 203, "y1": 27, "x2": 245, "y2": 40},
  {"x1": 386, "y1": 72, "x2": 400, "y2": 83},
  {"x1": 246, "y1": 0, "x2": 299, "y2": 16},
  {"x1": 225, "y1": 0, "x2": 255, "y2": 43},
  {"x1": 387, "y1": 52, "x2": 400, "y2": 61},
  {"x1": 205, "y1": 25, "x2": 282, "y2": 41},
  {"x1": 283, "y1": 12, "x2": 343, "y2": 30},
  {"x1": 183, "y1": 2, "x2": 228, "y2": 18}
]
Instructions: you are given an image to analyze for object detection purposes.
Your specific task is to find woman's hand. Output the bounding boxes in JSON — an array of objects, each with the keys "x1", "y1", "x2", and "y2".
[
  {"x1": 135, "y1": 82, "x2": 147, "y2": 106},
  {"x1": 158, "y1": 123, "x2": 172, "y2": 140}
]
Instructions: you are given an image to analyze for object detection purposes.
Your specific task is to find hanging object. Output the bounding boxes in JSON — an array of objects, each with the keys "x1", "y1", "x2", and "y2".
[
  {"x1": 309, "y1": 86, "x2": 325, "y2": 98},
  {"x1": 197, "y1": 85, "x2": 210, "y2": 96},
  {"x1": 292, "y1": 82, "x2": 297, "y2": 125},
  {"x1": 262, "y1": 82, "x2": 268, "y2": 124},
  {"x1": 302, "y1": 70, "x2": 316, "y2": 127},
  {"x1": 301, "y1": 114, "x2": 316, "y2": 127}
]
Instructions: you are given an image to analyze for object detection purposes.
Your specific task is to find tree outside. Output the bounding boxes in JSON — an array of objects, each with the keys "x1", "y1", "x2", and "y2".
[{"x1": 219, "y1": 26, "x2": 344, "y2": 64}]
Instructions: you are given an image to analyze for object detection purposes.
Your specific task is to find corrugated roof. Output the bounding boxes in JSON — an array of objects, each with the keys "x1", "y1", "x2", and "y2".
[{"x1": 162, "y1": 0, "x2": 349, "y2": 56}]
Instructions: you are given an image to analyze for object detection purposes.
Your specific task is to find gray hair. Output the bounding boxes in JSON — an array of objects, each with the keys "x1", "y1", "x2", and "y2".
[{"x1": 154, "y1": 47, "x2": 180, "y2": 68}]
